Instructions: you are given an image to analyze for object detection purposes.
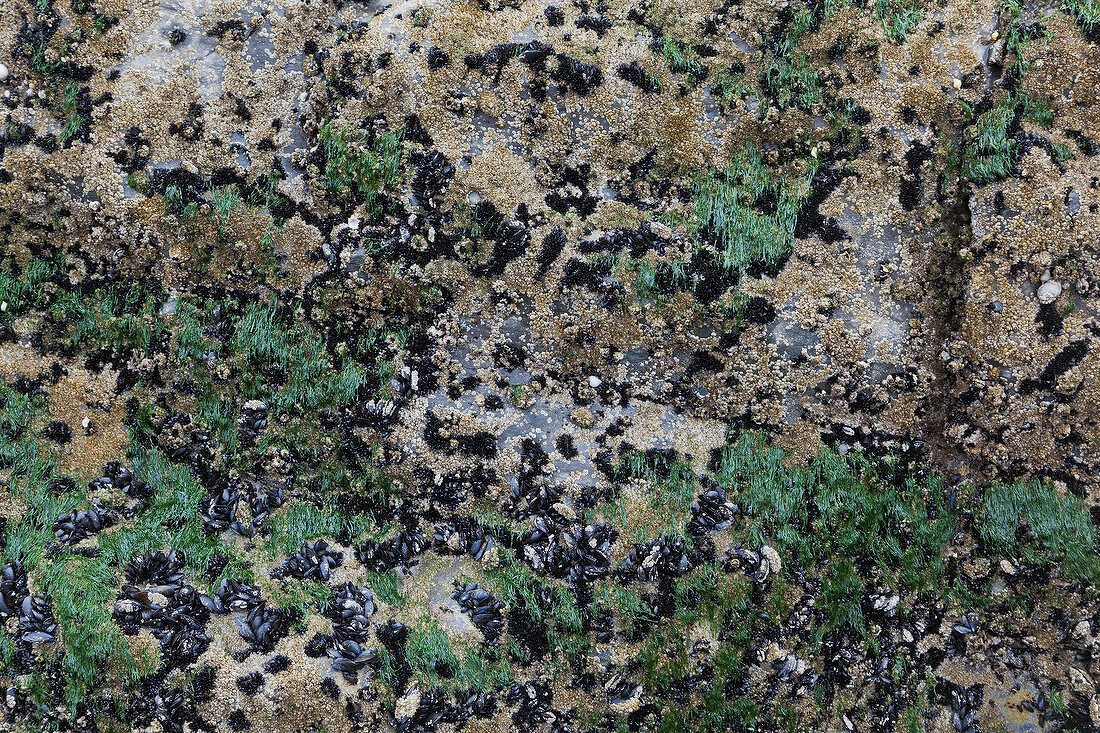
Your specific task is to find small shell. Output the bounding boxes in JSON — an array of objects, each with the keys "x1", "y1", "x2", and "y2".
[{"x1": 1037, "y1": 280, "x2": 1062, "y2": 304}]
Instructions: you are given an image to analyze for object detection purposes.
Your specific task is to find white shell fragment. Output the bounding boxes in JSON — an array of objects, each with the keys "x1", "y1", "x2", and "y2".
[{"x1": 1037, "y1": 280, "x2": 1062, "y2": 304}]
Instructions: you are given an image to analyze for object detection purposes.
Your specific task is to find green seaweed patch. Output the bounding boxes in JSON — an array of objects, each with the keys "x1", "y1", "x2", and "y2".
[
  {"x1": 978, "y1": 479, "x2": 1100, "y2": 584},
  {"x1": 315, "y1": 120, "x2": 404, "y2": 217},
  {"x1": 717, "y1": 433, "x2": 957, "y2": 632},
  {"x1": 691, "y1": 147, "x2": 811, "y2": 274}
]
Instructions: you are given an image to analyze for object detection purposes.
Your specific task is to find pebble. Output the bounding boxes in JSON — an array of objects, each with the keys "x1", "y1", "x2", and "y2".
[
  {"x1": 588, "y1": 375, "x2": 602, "y2": 388},
  {"x1": 952, "y1": 78, "x2": 962, "y2": 89},
  {"x1": 998, "y1": 559, "x2": 1016, "y2": 575},
  {"x1": 0, "y1": 64, "x2": 7, "y2": 82},
  {"x1": 1037, "y1": 280, "x2": 1062, "y2": 304},
  {"x1": 81, "y1": 417, "x2": 90, "y2": 430}
]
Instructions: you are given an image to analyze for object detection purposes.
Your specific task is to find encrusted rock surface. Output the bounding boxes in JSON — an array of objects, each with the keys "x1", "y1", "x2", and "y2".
[{"x1": 1, "y1": 0, "x2": 1099, "y2": 729}]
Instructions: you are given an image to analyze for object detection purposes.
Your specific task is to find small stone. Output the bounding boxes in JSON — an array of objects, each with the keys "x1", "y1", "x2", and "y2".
[
  {"x1": 1037, "y1": 280, "x2": 1062, "y2": 304},
  {"x1": 609, "y1": 687, "x2": 641, "y2": 714},
  {"x1": 952, "y1": 78, "x2": 962, "y2": 89},
  {"x1": 998, "y1": 559, "x2": 1016, "y2": 575},
  {"x1": 588, "y1": 375, "x2": 602, "y2": 388},
  {"x1": 760, "y1": 545, "x2": 782, "y2": 575},
  {"x1": 0, "y1": 64, "x2": 8, "y2": 82},
  {"x1": 1075, "y1": 620, "x2": 1092, "y2": 639},
  {"x1": 552, "y1": 502, "x2": 576, "y2": 521},
  {"x1": 395, "y1": 684, "x2": 420, "y2": 720},
  {"x1": 81, "y1": 417, "x2": 90, "y2": 430},
  {"x1": 0, "y1": 302, "x2": 7, "y2": 312},
  {"x1": 649, "y1": 220, "x2": 672, "y2": 239}
]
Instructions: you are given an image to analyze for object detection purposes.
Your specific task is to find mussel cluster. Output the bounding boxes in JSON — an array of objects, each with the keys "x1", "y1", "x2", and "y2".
[
  {"x1": 0, "y1": 562, "x2": 29, "y2": 617},
  {"x1": 619, "y1": 535, "x2": 691, "y2": 582},
  {"x1": 725, "y1": 545, "x2": 782, "y2": 583},
  {"x1": 687, "y1": 480, "x2": 738, "y2": 533},
  {"x1": 114, "y1": 550, "x2": 212, "y2": 667},
  {"x1": 238, "y1": 399, "x2": 268, "y2": 445},
  {"x1": 275, "y1": 540, "x2": 343, "y2": 581},
  {"x1": 52, "y1": 503, "x2": 116, "y2": 544},
  {"x1": 326, "y1": 583, "x2": 380, "y2": 683},
  {"x1": 89, "y1": 461, "x2": 151, "y2": 507},
  {"x1": 523, "y1": 521, "x2": 617, "y2": 584},
  {"x1": 451, "y1": 581, "x2": 505, "y2": 643},
  {"x1": 17, "y1": 596, "x2": 57, "y2": 645},
  {"x1": 355, "y1": 528, "x2": 428, "y2": 571},
  {"x1": 201, "y1": 475, "x2": 284, "y2": 538},
  {"x1": 112, "y1": 550, "x2": 292, "y2": 669},
  {"x1": 432, "y1": 519, "x2": 494, "y2": 560}
]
